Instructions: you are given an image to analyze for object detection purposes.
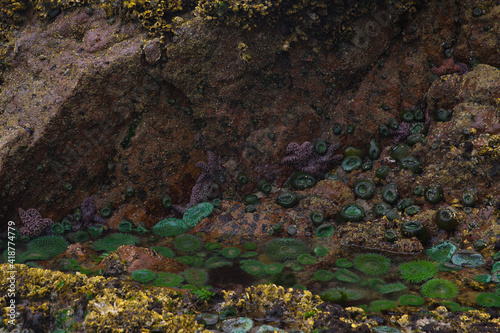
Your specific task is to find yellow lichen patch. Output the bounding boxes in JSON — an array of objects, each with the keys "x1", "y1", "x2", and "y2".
[
  {"x1": 221, "y1": 284, "x2": 322, "y2": 331},
  {"x1": 0, "y1": 264, "x2": 208, "y2": 332}
]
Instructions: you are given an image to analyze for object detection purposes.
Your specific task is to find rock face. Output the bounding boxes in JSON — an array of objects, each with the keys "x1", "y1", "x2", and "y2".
[{"x1": 0, "y1": 1, "x2": 499, "y2": 242}]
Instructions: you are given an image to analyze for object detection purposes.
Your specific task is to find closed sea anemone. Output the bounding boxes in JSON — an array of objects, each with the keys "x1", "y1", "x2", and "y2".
[
  {"x1": 264, "y1": 238, "x2": 308, "y2": 261},
  {"x1": 399, "y1": 260, "x2": 438, "y2": 284},
  {"x1": 421, "y1": 279, "x2": 459, "y2": 299},
  {"x1": 353, "y1": 253, "x2": 391, "y2": 276},
  {"x1": 174, "y1": 234, "x2": 202, "y2": 253}
]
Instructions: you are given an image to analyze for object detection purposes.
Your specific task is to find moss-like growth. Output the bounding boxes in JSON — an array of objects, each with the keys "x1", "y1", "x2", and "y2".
[
  {"x1": 27, "y1": 236, "x2": 69, "y2": 260},
  {"x1": 131, "y1": 269, "x2": 156, "y2": 283},
  {"x1": 93, "y1": 233, "x2": 139, "y2": 252},
  {"x1": 264, "y1": 238, "x2": 308, "y2": 261},
  {"x1": 421, "y1": 279, "x2": 458, "y2": 299},
  {"x1": 174, "y1": 234, "x2": 202, "y2": 253},
  {"x1": 399, "y1": 260, "x2": 438, "y2": 284},
  {"x1": 353, "y1": 254, "x2": 391, "y2": 276}
]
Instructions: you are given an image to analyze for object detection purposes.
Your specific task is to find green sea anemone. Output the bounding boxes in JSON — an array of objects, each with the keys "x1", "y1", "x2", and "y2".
[
  {"x1": 240, "y1": 251, "x2": 258, "y2": 258},
  {"x1": 240, "y1": 259, "x2": 265, "y2": 277},
  {"x1": 462, "y1": 188, "x2": 477, "y2": 207},
  {"x1": 368, "y1": 278, "x2": 386, "y2": 292},
  {"x1": 257, "y1": 179, "x2": 272, "y2": 194},
  {"x1": 221, "y1": 317, "x2": 253, "y2": 333},
  {"x1": 100, "y1": 204, "x2": 113, "y2": 218},
  {"x1": 177, "y1": 256, "x2": 195, "y2": 265},
  {"x1": 151, "y1": 246, "x2": 175, "y2": 258},
  {"x1": 315, "y1": 224, "x2": 334, "y2": 237},
  {"x1": 290, "y1": 171, "x2": 317, "y2": 190},
  {"x1": 390, "y1": 143, "x2": 410, "y2": 161},
  {"x1": 379, "y1": 282, "x2": 406, "y2": 294},
  {"x1": 320, "y1": 288, "x2": 364, "y2": 302},
  {"x1": 337, "y1": 203, "x2": 365, "y2": 223},
  {"x1": 399, "y1": 260, "x2": 438, "y2": 284},
  {"x1": 161, "y1": 194, "x2": 172, "y2": 209},
  {"x1": 473, "y1": 274, "x2": 491, "y2": 283},
  {"x1": 50, "y1": 223, "x2": 65, "y2": 235},
  {"x1": 62, "y1": 217, "x2": 72, "y2": 231},
  {"x1": 152, "y1": 218, "x2": 189, "y2": 237},
  {"x1": 71, "y1": 231, "x2": 89, "y2": 243},
  {"x1": 341, "y1": 156, "x2": 362, "y2": 172},
  {"x1": 401, "y1": 220, "x2": 429, "y2": 243},
  {"x1": 424, "y1": 184, "x2": 443, "y2": 204},
  {"x1": 434, "y1": 208, "x2": 458, "y2": 231},
  {"x1": 264, "y1": 238, "x2": 308, "y2": 261},
  {"x1": 375, "y1": 165, "x2": 390, "y2": 179},
  {"x1": 336, "y1": 258, "x2": 353, "y2": 268},
  {"x1": 205, "y1": 256, "x2": 231, "y2": 268},
  {"x1": 183, "y1": 268, "x2": 208, "y2": 286},
  {"x1": 353, "y1": 254, "x2": 391, "y2": 276},
  {"x1": 381, "y1": 184, "x2": 400, "y2": 205},
  {"x1": 256, "y1": 325, "x2": 287, "y2": 333},
  {"x1": 270, "y1": 272, "x2": 297, "y2": 288},
  {"x1": 368, "y1": 300, "x2": 398, "y2": 312},
  {"x1": 275, "y1": 191, "x2": 300, "y2": 208},
  {"x1": 399, "y1": 294, "x2": 425, "y2": 306},
  {"x1": 353, "y1": 179, "x2": 375, "y2": 200},
  {"x1": 264, "y1": 263, "x2": 284, "y2": 275},
  {"x1": 118, "y1": 220, "x2": 133, "y2": 233},
  {"x1": 27, "y1": 236, "x2": 69, "y2": 260},
  {"x1": 221, "y1": 247, "x2": 241, "y2": 258},
  {"x1": 152, "y1": 272, "x2": 184, "y2": 288},
  {"x1": 243, "y1": 242, "x2": 256, "y2": 250},
  {"x1": 309, "y1": 210, "x2": 324, "y2": 225},
  {"x1": 182, "y1": 202, "x2": 214, "y2": 228},
  {"x1": 426, "y1": 241, "x2": 458, "y2": 262},
  {"x1": 88, "y1": 224, "x2": 104, "y2": 238},
  {"x1": 421, "y1": 279, "x2": 459, "y2": 299},
  {"x1": 313, "y1": 270, "x2": 334, "y2": 282},
  {"x1": 475, "y1": 293, "x2": 500, "y2": 308},
  {"x1": 291, "y1": 263, "x2": 303, "y2": 272},
  {"x1": 174, "y1": 234, "x2": 202, "y2": 253},
  {"x1": 238, "y1": 172, "x2": 249, "y2": 185},
  {"x1": 92, "y1": 233, "x2": 139, "y2": 252},
  {"x1": 131, "y1": 269, "x2": 156, "y2": 283},
  {"x1": 314, "y1": 245, "x2": 329, "y2": 257},
  {"x1": 442, "y1": 301, "x2": 461, "y2": 312},
  {"x1": 206, "y1": 242, "x2": 222, "y2": 251},
  {"x1": 399, "y1": 156, "x2": 423, "y2": 174},
  {"x1": 333, "y1": 268, "x2": 361, "y2": 283},
  {"x1": 297, "y1": 254, "x2": 316, "y2": 265}
]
